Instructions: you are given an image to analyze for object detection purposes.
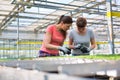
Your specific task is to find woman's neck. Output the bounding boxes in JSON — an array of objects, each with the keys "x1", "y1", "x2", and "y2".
[
  {"x1": 56, "y1": 24, "x2": 66, "y2": 37},
  {"x1": 77, "y1": 28, "x2": 87, "y2": 35},
  {"x1": 56, "y1": 24, "x2": 62, "y2": 31}
]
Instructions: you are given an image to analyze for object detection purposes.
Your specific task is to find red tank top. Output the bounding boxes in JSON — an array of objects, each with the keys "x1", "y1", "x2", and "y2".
[{"x1": 40, "y1": 25, "x2": 65, "y2": 55}]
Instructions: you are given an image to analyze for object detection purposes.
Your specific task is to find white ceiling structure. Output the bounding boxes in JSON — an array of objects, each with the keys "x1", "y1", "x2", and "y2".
[{"x1": 0, "y1": 0, "x2": 120, "y2": 41}]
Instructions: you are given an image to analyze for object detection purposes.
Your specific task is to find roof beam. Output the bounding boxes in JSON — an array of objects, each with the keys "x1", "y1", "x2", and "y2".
[{"x1": 0, "y1": 5, "x2": 24, "y2": 30}]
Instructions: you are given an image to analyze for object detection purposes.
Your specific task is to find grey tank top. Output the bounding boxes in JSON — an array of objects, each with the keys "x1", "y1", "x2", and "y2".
[{"x1": 69, "y1": 28, "x2": 94, "y2": 55}]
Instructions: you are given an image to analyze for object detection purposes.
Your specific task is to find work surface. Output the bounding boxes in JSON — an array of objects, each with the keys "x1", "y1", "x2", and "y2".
[{"x1": 0, "y1": 55, "x2": 120, "y2": 80}]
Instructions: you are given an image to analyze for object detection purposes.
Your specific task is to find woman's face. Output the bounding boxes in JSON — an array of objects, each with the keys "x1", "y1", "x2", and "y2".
[
  {"x1": 62, "y1": 23, "x2": 72, "y2": 31},
  {"x1": 77, "y1": 27, "x2": 86, "y2": 33}
]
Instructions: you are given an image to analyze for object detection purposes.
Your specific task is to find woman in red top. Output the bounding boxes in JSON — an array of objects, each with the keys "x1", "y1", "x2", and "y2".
[{"x1": 39, "y1": 15, "x2": 73, "y2": 57}]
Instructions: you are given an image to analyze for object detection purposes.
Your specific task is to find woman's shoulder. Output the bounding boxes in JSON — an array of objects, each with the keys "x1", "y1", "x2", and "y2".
[
  {"x1": 46, "y1": 24, "x2": 56, "y2": 30},
  {"x1": 47, "y1": 24, "x2": 56, "y2": 28},
  {"x1": 86, "y1": 28, "x2": 94, "y2": 35},
  {"x1": 69, "y1": 28, "x2": 76, "y2": 32},
  {"x1": 46, "y1": 24, "x2": 56, "y2": 32},
  {"x1": 87, "y1": 28, "x2": 93, "y2": 32}
]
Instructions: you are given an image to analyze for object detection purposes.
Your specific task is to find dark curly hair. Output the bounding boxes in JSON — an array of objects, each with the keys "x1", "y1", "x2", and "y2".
[{"x1": 76, "y1": 17, "x2": 87, "y2": 28}]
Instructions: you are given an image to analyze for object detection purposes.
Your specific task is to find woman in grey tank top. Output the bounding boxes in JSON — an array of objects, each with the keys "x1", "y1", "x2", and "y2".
[{"x1": 68, "y1": 17, "x2": 96, "y2": 56}]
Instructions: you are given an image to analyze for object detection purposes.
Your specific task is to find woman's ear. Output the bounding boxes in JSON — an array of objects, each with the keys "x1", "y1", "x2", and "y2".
[{"x1": 60, "y1": 21, "x2": 64, "y2": 25}]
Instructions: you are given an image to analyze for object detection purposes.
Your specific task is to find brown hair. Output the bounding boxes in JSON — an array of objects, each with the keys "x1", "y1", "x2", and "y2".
[
  {"x1": 58, "y1": 15, "x2": 73, "y2": 38},
  {"x1": 57, "y1": 15, "x2": 73, "y2": 24},
  {"x1": 76, "y1": 17, "x2": 87, "y2": 28}
]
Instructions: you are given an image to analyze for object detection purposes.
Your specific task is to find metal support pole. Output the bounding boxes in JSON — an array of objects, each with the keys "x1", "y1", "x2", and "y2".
[
  {"x1": 106, "y1": 0, "x2": 114, "y2": 54},
  {"x1": 17, "y1": 5, "x2": 20, "y2": 58},
  {"x1": 0, "y1": 29, "x2": 2, "y2": 35}
]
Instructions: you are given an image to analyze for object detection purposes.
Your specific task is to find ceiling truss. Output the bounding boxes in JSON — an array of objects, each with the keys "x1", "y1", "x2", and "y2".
[{"x1": 0, "y1": 0, "x2": 120, "y2": 41}]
